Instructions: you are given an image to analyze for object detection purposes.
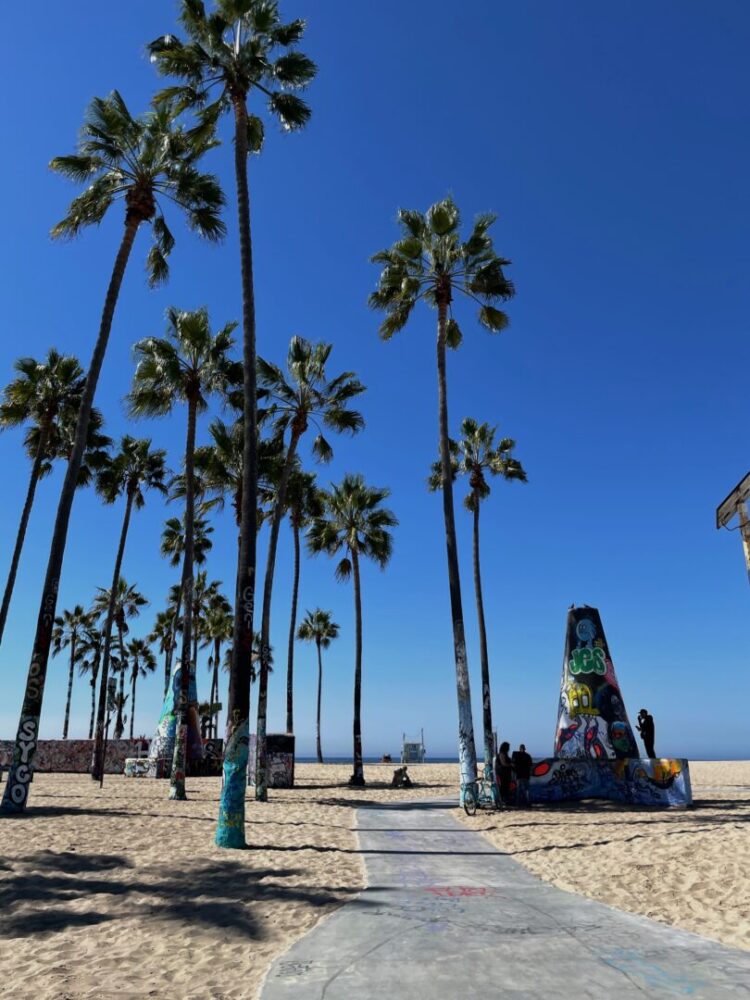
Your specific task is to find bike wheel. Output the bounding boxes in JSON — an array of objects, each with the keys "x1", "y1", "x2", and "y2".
[{"x1": 463, "y1": 785, "x2": 477, "y2": 816}]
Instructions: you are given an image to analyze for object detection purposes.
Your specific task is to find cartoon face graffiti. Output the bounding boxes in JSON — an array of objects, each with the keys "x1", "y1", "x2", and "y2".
[
  {"x1": 567, "y1": 682, "x2": 599, "y2": 718},
  {"x1": 575, "y1": 618, "x2": 597, "y2": 647},
  {"x1": 610, "y1": 721, "x2": 632, "y2": 754}
]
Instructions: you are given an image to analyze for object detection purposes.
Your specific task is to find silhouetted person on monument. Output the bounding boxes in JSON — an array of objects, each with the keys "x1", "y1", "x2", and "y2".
[
  {"x1": 495, "y1": 741, "x2": 514, "y2": 806},
  {"x1": 636, "y1": 708, "x2": 656, "y2": 758}
]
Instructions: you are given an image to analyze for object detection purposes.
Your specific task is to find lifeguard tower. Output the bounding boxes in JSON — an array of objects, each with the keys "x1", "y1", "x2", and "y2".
[{"x1": 400, "y1": 730, "x2": 426, "y2": 764}]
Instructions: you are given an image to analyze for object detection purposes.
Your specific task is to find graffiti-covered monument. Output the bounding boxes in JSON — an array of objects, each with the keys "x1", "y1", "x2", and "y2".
[{"x1": 528, "y1": 606, "x2": 692, "y2": 807}]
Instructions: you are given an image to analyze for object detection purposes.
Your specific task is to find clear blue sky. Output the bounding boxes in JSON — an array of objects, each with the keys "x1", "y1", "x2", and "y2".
[{"x1": 1, "y1": 1, "x2": 749, "y2": 760}]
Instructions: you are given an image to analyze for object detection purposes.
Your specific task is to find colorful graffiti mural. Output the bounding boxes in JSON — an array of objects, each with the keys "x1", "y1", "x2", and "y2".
[
  {"x1": 555, "y1": 606, "x2": 639, "y2": 760},
  {"x1": 248, "y1": 734, "x2": 295, "y2": 789},
  {"x1": 147, "y1": 660, "x2": 204, "y2": 775},
  {"x1": 0, "y1": 739, "x2": 147, "y2": 774},
  {"x1": 529, "y1": 756, "x2": 692, "y2": 807}
]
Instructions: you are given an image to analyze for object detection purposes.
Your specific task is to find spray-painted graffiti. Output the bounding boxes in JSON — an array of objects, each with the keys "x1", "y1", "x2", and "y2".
[
  {"x1": 148, "y1": 660, "x2": 203, "y2": 775},
  {"x1": 554, "y1": 607, "x2": 638, "y2": 760},
  {"x1": 530, "y1": 755, "x2": 692, "y2": 806},
  {"x1": 248, "y1": 734, "x2": 295, "y2": 789},
  {"x1": 0, "y1": 738, "x2": 148, "y2": 775},
  {"x1": 215, "y1": 714, "x2": 249, "y2": 848}
]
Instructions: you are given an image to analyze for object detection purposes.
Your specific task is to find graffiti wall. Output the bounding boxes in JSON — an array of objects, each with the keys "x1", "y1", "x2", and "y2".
[
  {"x1": 555, "y1": 606, "x2": 639, "y2": 760},
  {"x1": 248, "y1": 734, "x2": 295, "y2": 789},
  {"x1": 0, "y1": 739, "x2": 148, "y2": 775},
  {"x1": 530, "y1": 756, "x2": 692, "y2": 807}
]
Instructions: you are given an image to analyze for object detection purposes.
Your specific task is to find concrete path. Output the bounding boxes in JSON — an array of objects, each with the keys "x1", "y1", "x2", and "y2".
[{"x1": 261, "y1": 800, "x2": 750, "y2": 999}]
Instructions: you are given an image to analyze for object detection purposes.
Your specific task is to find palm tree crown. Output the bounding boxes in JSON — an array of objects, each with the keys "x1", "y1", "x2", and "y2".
[
  {"x1": 96, "y1": 436, "x2": 169, "y2": 509},
  {"x1": 307, "y1": 474, "x2": 397, "y2": 576},
  {"x1": 429, "y1": 418, "x2": 527, "y2": 508},
  {"x1": 50, "y1": 91, "x2": 225, "y2": 284},
  {"x1": 369, "y1": 196, "x2": 514, "y2": 344},
  {"x1": 258, "y1": 337, "x2": 365, "y2": 461},
  {"x1": 149, "y1": 0, "x2": 316, "y2": 141},
  {"x1": 297, "y1": 608, "x2": 339, "y2": 648}
]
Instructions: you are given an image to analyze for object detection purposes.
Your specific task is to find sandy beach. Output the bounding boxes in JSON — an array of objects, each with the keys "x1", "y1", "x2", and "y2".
[{"x1": 0, "y1": 761, "x2": 748, "y2": 999}]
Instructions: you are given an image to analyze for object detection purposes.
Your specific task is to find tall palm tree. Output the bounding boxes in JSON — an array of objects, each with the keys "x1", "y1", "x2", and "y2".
[
  {"x1": 255, "y1": 337, "x2": 364, "y2": 800},
  {"x1": 296, "y1": 608, "x2": 339, "y2": 764},
  {"x1": 51, "y1": 605, "x2": 93, "y2": 739},
  {"x1": 0, "y1": 352, "x2": 109, "y2": 648},
  {"x1": 93, "y1": 579, "x2": 148, "y2": 741},
  {"x1": 284, "y1": 469, "x2": 322, "y2": 736},
  {"x1": 149, "y1": 0, "x2": 316, "y2": 847},
  {"x1": 203, "y1": 598, "x2": 233, "y2": 739},
  {"x1": 78, "y1": 620, "x2": 108, "y2": 739},
  {"x1": 1, "y1": 92, "x2": 224, "y2": 812},
  {"x1": 91, "y1": 437, "x2": 167, "y2": 778},
  {"x1": 126, "y1": 638, "x2": 158, "y2": 739},
  {"x1": 369, "y1": 196, "x2": 514, "y2": 789},
  {"x1": 149, "y1": 607, "x2": 179, "y2": 698},
  {"x1": 190, "y1": 570, "x2": 224, "y2": 675},
  {"x1": 307, "y1": 475, "x2": 396, "y2": 786},
  {"x1": 129, "y1": 306, "x2": 236, "y2": 799},
  {"x1": 429, "y1": 418, "x2": 526, "y2": 770}
]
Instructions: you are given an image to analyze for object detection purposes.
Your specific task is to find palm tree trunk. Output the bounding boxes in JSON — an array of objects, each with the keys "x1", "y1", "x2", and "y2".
[
  {"x1": 165, "y1": 584, "x2": 183, "y2": 697},
  {"x1": 170, "y1": 396, "x2": 197, "y2": 800},
  {"x1": 285, "y1": 520, "x2": 301, "y2": 735},
  {"x1": 88, "y1": 654, "x2": 100, "y2": 740},
  {"x1": 255, "y1": 435, "x2": 299, "y2": 802},
  {"x1": 130, "y1": 662, "x2": 137, "y2": 740},
  {"x1": 62, "y1": 634, "x2": 76, "y2": 740},
  {"x1": 115, "y1": 624, "x2": 126, "y2": 740},
  {"x1": 316, "y1": 639, "x2": 324, "y2": 765},
  {"x1": 211, "y1": 638, "x2": 221, "y2": 740},
  {"x1": 0, "y1": 423, "x2": 50, "y2": 648},
  {"x1": 436, "y1": 300, "x2": 477, "y2": 792},
  {"x1": 350, "y1": 547, "x2": 365, "y2": 785},
  {"x1": 217, "y1": 94, "x2": 259, "y2": 848},
  {"x1": 2, "y1": 216, "x2": 140, "y2": 811},
  {"x1": 473, "y1": 499, "x2": 494, "y2": 772}
]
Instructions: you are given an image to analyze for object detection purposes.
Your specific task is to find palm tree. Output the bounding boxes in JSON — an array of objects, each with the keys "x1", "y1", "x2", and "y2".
[
  {"x1": 0, "y1": 352, "x2": 109, "y2": 648},
  {"x1": 149, "y1": 607, "x2": 179, "y2": 699},
  {"x1": 369, "y1": 196, "x2": 514, "y2": 789},
  {"x1": 284, "y1": 470, "x2": 322, "y2": 736},
  {"x1": 129, "y1": 306, "x2": 236, "y2": 799},
  {"x1": 203, "y1": 599, "x2": 233, "y2": 739},
  {"x1": 296, "y1": 608, "x2": 339, "y2": 764},
  {"x1": 93, "y1": 579, "x2": 148, "y2": 741},
  {"x1": 307, "y1": 475, "x2": 396, "y2": 785},
  {"x1": 149, "y1": 0, "x2": 316, "y2": 847},
  {"x1": 255, "y1": 337, "x2": 364, "y2": 800},
  {"x1": 429, "y1": 418, "x2": 526, "y2": 770},
  {"x1": 1, "y1": 93, "x2": 224, "y2": 812},
  {"x1": 91, "y1": 437, "x2": 167, "y2": 778},
  {"x1": 51, "y1": 605, "x2": 93, "y2": 739},
  {"x1": 126, "y1": 638, "x2": 157, "y2": 739},
  {"x1": 78, "y1": 621, "x2": 108, "y2": 739},
  {"x1": 190, "y1": 570, "x2": 224, "y2": 675}
]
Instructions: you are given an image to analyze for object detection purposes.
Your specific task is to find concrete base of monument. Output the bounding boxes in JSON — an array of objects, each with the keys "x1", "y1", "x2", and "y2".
[{"x1": 528, "y1": 756, "x2": 692, "y2": 807}]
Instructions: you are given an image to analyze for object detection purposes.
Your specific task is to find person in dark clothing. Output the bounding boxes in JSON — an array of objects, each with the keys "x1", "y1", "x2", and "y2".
[
  {"x1": 512, "y1": 744, "x2": 533, "y2": 807},
  {"x1": 636, "y1": 708, "x2": 656, "y2": 758},
  {"x1": 494, "y1": 741, "x2": 514, "y2": 806}
]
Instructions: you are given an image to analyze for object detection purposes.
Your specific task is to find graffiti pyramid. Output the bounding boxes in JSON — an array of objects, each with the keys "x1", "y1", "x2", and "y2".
[
  {"x1": 147, "y1": 661, "x2": 204, "y2": 771},
  {"x1": 554, "y1": 606, "x2": 639, "y2": 760}
]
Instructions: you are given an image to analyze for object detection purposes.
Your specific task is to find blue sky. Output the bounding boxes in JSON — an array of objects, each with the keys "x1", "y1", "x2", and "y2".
[{"x1": 1, "y1": 1, "x2": 749, "y2": 761}]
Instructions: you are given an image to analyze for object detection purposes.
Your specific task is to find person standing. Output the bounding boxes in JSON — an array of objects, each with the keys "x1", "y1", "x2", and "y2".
[
  {"x1": 512, "y1": 743, "x2": 533, "y2": 808},
  {"x1": 636, "y1": 709, "x2": 656, "y2": 758},
  {"x1": 494, "y1": 741, "x2": 514, "y2": 806}
]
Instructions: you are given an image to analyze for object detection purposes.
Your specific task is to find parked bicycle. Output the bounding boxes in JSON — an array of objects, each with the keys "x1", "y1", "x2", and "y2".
[{"x1": 461, "y1": 768, "x2": 500, "y2": 816}]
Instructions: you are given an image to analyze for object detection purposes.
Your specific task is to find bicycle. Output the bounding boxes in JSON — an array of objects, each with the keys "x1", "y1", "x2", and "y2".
[{"x1": 461, "y1": 770, "x2": 500, "y2": 816}]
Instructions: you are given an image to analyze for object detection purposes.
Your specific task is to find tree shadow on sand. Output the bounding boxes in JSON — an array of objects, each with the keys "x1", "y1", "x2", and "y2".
[{"x1": 0, "y1": 851, "x2": 366, "y2": 939}]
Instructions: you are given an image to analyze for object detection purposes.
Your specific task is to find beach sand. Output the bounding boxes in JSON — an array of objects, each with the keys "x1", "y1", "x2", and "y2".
[{"x1": 0, "y1": 761, "x2": 747, "y2": 999}]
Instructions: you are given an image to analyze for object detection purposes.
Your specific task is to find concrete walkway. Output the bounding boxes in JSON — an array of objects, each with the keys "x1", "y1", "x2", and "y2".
[{"x1": 261, "y1": 800, "x2": 750, "y2": 999}]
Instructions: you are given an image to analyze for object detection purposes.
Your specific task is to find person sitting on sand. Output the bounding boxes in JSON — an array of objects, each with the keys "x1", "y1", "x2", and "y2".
[
  {"x1": 512, "y1": 744, "x2": 532, "y2": 808},
  {"x1": 494, "y1": 741, "x2": 514, "y2": 806},
  {"x1": 636, "y1": 709, "x2": 656, "y2": 758}
]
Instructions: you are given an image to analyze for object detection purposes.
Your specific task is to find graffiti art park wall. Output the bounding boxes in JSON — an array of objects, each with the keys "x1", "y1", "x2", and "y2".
[
  {"x1": 530, "y1": 756, "x2": 692, "y2": 807},
  {"x1": 0, "y1": 739, "x2": 148, "y2": 774}
]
